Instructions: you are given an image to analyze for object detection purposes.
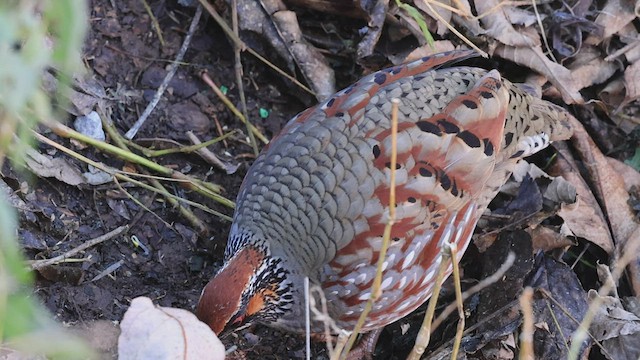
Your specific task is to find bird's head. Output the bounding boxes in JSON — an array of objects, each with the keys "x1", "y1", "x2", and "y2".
[{"x1": 196, "y1": 245, "x2": 294, "y2": 334}]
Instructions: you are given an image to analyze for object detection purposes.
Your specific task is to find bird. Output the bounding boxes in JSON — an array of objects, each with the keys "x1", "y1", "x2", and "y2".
[{"x1": 196, "y1": 50, "x2": 573, "y2": 340}]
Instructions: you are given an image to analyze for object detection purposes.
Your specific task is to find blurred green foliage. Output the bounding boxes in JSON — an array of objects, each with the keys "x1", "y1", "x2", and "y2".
[{"x1": 0, "y1": 0, "x2": 94, "y2": 358}]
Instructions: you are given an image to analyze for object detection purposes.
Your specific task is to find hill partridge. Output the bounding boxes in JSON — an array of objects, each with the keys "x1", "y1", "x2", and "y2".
[{"x1": 196, "y1": 50, "x2": 573, "y2": 337}]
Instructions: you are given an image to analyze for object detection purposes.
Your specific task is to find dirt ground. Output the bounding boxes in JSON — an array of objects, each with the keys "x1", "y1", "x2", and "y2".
[{"x1": 9, "y1": 0, "x2": 638, "y2": 359}]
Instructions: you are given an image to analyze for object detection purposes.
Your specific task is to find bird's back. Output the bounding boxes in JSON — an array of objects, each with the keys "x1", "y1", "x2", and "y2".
[{"x1": 229, "y1": 50, "x2": 573, "y2": 331}]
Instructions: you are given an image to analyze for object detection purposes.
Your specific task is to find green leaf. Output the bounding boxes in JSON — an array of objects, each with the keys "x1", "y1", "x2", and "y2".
[{"x1": 395, "y1": 0, "x2": 435, "y2": 48}]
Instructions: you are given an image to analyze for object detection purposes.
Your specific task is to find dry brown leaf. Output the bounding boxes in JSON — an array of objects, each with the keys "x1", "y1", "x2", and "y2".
[
  {"x1": 503, "y1": 6, "x2": 539, "y2": 27},
  {"x1": 551, "y1": 143, "x2": 614, "y2": 254},
  {"x1": 25, "y1": 148, "x2": 86, "y2": 186},
  {"x1": 475, "y1": 0, "x2": 539, "y2": 48},
  {"x1": 568, "y1": 117, "x2": 638, "y2": 251},
  {"x1": 494, "y1": 45, "x2": 583, "y2": 104},
  {"x1": 569, "y1": 46, "x2": 618, "y2": 90},
  {"x1": 608, "y1": 157, "x2": 640, "y2": 191},
  {"x1": 585, "y1": 0, "x2": 637, "y2": 45},
  {"x1": 588, "y1": 290, "x2": 640, "y2": 360},
  {"x1": 451, "y1": 0, "x2": 483, "y2": 37},
  {"x1": 529, "y1": 225, "x2": 574, "y2": 252},
  {"x1": 118, "y1": 297, "x2": 225, "y2": 360}
]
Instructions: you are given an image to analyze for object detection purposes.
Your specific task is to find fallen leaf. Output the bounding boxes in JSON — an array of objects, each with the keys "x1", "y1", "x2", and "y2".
[
  {"x1": 568, "y1": 116, "x2": 638, "y2": 251},
  {"x1": 552, "y1": 143, "x2": 614, "y2": 254},
  {"x1": 569, "y1": 46, "x2": 618, "y2": 90},
  {"x1": 237, "y1": 0, "x2": 294, "y2": 71},
  {"x1": 25, "y1": 148, "x2": 85, "y2": 186},
  {"x1": 529, "y1": 256, "x2": 590, "y2": 359},
  {"x1": 74, "y1": 111, "x2": 106, "y2": 142},
  {"x1": 400, "y1": 40, "x2": 456, "y2": 64},
  {"x1": 494, "y1": 45, "x2": 583, "y2": 104},
  {"x1": 529, "y1": 225, "x2": 575, "y2": 252},
  {"x1": 608, "y1": 157, "x2": 640, "y2": 191},
  {"x1": 356, "y1": 0, "x2": 389, "y2": 59},
  {"x1": 118, "y1": 297, "x2": 225, "y2": 360},
  {"x1": 585, "y1": 0, "x2": 637, "y2": 44},
  {"x1": 475, "y1": 0, "x2": 539, "y2": 48},
  {"x1": 588, "y1": 290, "x2": 640, "y2": 360}
]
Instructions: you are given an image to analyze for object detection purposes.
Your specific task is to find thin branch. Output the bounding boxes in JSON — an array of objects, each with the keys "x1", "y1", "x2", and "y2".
[
  {"x1": 30, "y1": 225, "x2": 129, "y2": 270},
  {"x1": 125, "y1": 5, "x2": 202, "y2": 139}
]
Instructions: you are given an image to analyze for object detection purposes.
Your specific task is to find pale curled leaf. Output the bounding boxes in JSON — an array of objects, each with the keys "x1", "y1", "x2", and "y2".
[
  {"x1": 552, "y1": 143, "x2": 614, "y2": 254},
  {"x1": 567, "y1": 116, "x2": 638, "y2": 251},
  {"x1": 474, "y1": 0, "x2": 539, "y2": 48},
  {"x1": 585, "y1": 0, "x2": 637, "y2": 44},
  {"x1": 494, "y1": 45, "x2": 583, "y2": 104},
  {"x1": 118, "y1": 297, "x2": 225, "y2": 360},
  {"x1": 25, "y1": 148, "x2": 86, "y2": 186},
  {"x1": 588, "y1": 290, "x2": 640, "y2": 360},
  {"x1": 569, "y1": 46, "x2": 618, "y2": 90}
]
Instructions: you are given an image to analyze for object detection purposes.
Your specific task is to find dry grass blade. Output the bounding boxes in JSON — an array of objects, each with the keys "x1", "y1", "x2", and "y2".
[
  {"x1": 339, "y1": 98, "x2": 401, "y2": 359},
  {"x1": 519, "y1": 287, "x2": 534, "y2": 360},
  {"x1": 141, "y1": 0, "x2": 165, "y2": 47},
  {"x1": 44, "y1": 121, "x2": 234, "y2": 208},
  {"x1": 200, "y1": 71, "x2": 269, "y2": 145},
  {"x1": 431, "y1": 252, "x2": 516, "y2": 330},
  {"x1": 568, "y1": 226, "x2": 640, "y2": 359},
  {"x1": 32, "y1": 130, "x2": 232, "y2": 226},
  {"x1": 420, "y1": 0, "x2": 487, "y2": 57},
  {"x1": 448, "y1": 243, "x2": 464, "y2": 359},
  {"x1": 407, "y1": 248, "x2": 451, "y2": 360}
]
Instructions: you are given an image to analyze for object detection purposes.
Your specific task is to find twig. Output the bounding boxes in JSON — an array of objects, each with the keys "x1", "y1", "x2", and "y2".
[
  {"x1": 212, "y1": 114, "x2": 229, "y2": 148},
  {"x1": 125, "y1": 5, "x2": 202, "y2": 139},
  {"x1": 531, "y1": 0, "x2": 558, "y2": 63},
  {"x1": 431, "y1": 252, "x2": 516, "y2": 330},
  {"x1": 30, "y1": 225, "x2": 129, "y2": 270},
  {"x1": 132, "y1": 130, "x2": 238, "y2": 157},
  {"x1": 340, "y1": 99, "x2": 401, "y2": 359},
  {"x1": 186, "y1": 131, "x2": 240, "y2": 174},
  {"x1": 197, "y1": 0, "x2": 314, "y2": 95},
  {"x1": 104, "y1": 117, "x2": 216, "y2": 232},
  {"x1": 231, "y1": 0, "x2": 259, "y2": 157},
  {"x1": 200, "y1": 71, "x2": 269, "y2": 144},
  {"x1": 519, "y1": 287, "x2": 535, "y2": 360},
  {"x1": 421, "y1": 0, "x2": 487, "y2": 57},
  {"x1": 538, "y1": 288, "x2": 612, "y2": 359},
  {"x1": 305, "y1": 277, "x2": 311, "y2": 360},
  {"x1": 141, "y1": 0, "x2": 165, "y2": 47},
  {"x1": 568, "y1": 225, "x2": 640, "y2": 359},
  {"x1": 91, "y1": 259, "x2": 125, "y2": 282}
]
